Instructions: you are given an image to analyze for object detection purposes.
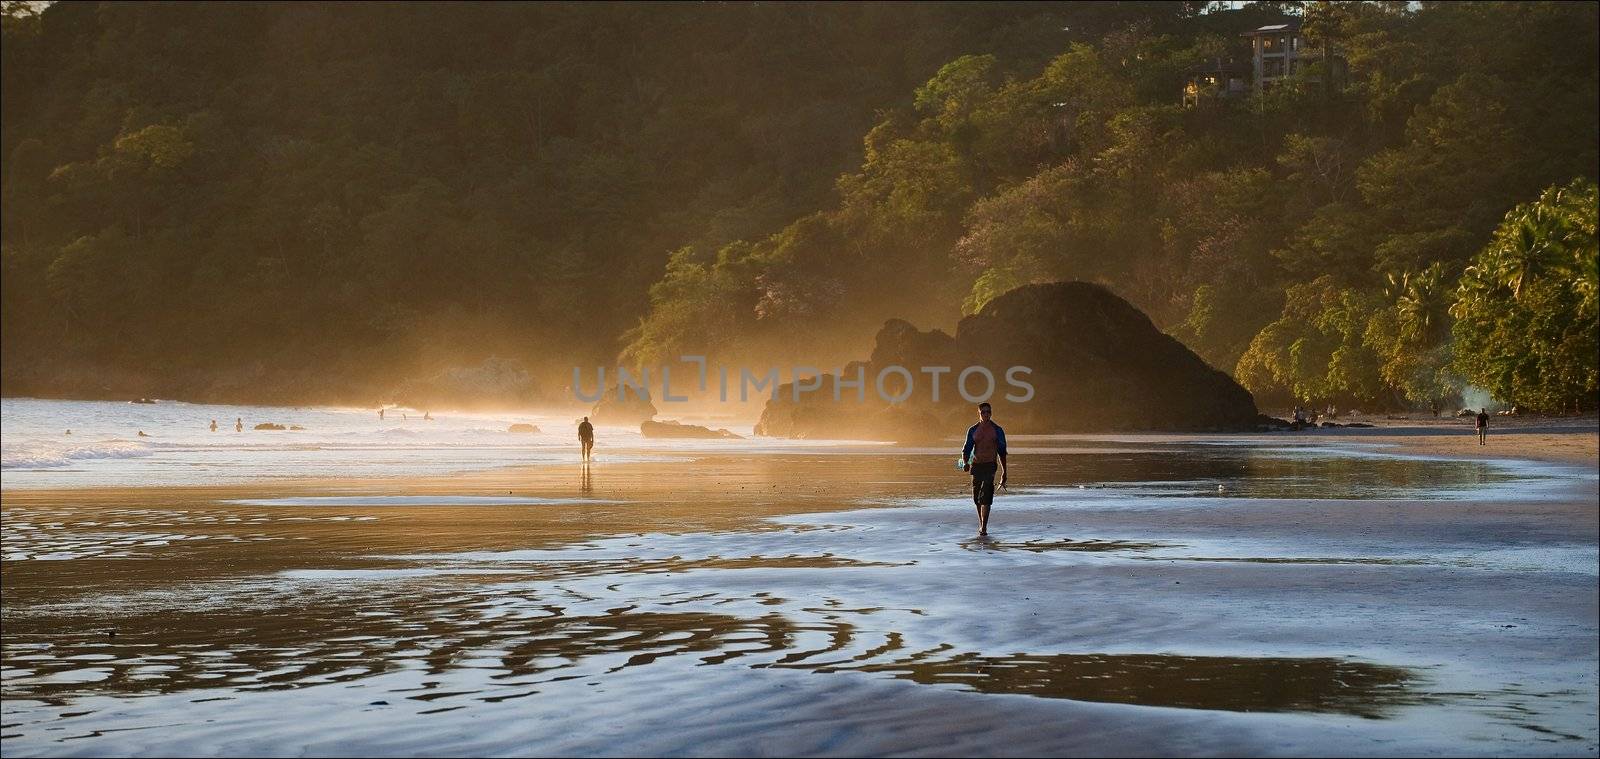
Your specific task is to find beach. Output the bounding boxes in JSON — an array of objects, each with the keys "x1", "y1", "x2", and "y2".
[
  {"x1": 1319, "y1": 415, "x2": 1600, "y2": 467},
  {"x1": 2, "y1": 402, "x2": 1596, "y2": 757}
]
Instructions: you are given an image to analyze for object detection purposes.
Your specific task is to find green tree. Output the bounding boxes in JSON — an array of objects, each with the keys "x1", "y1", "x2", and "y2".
[
  {"x1": 1236, "y1": 276, "x2": 1389, "y2": 407},
  {"x1": 1451, "y1": 178, "x2": 1599, "y2": 412}
]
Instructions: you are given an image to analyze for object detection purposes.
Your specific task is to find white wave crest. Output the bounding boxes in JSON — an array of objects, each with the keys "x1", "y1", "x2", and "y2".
[{"x1": 1, "y1": 438, "x2": 155, "y2": 469}]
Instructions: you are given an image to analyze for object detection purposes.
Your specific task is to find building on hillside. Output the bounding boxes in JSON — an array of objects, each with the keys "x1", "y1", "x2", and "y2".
[
  {"x1": 1182, "y1": 58, "x2": 1250, "y2": 107},
  {"x1": 1243, "y1": 18, "x2": 1346, "y2": 95}
]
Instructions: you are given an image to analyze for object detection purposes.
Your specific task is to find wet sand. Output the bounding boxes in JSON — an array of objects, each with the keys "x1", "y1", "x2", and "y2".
[
  {"x1": 2, "y1": 436, "x2": 1596, "y2": 757},
  {"x1": 1270, "y1": 413, "x2": 1600, "y2": 467}
]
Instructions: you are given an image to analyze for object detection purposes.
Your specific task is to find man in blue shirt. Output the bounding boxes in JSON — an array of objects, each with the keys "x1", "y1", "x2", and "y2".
[{"x1": 961, "y1": 401, "x2": 1008, "y2": 535}]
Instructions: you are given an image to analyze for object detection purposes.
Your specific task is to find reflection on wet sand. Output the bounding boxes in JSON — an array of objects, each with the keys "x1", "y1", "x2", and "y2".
[
  {"x1": 806, "y1": 648, "x2": 1427, "y2": 718},
  {"x1": 3, "y1": 602, "x2": 799, "y2": 706},
  {"x1": 965, "y1": 538, "x2": 1172, "y2": 553},
  {"x1": 1158, "y1": 556, "x2": 1432, "y2": 566},
  {"x1": 1, "y1": 446, "x2": 1589, "y2": 755},
  {"x1": 1036, "y1": 453, "x2": 1517, "y2": 500},
  {"x1": 2, "y1": 599, "x2": 1424, "y2": 720}
]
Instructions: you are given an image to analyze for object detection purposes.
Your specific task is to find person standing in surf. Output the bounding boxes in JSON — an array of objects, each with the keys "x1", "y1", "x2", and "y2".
[
  {"x1": 578, "y1": 416, "x2": 595, "y2": 462},
  {"x1": 961, "y1": 401, "x2": 1008, "y2": 536}
]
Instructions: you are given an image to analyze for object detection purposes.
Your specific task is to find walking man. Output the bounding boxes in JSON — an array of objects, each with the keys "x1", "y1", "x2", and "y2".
[
  {"x1": 578, "y1": 416, "x2": 595, "y2": 462},
  {"x1": 1476, "y1": 408, "x2": 1489, "y2": 445},
  {"x1": 961, "y1": 401, "x2": 1008, "y2": 536}
]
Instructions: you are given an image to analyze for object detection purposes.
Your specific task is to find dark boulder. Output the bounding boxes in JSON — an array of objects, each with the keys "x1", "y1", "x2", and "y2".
[
  {"x1": 253, "y1": 422, "x2": 287, "y2": 430},
  {"x1": 756, "y1": 282, "x2": 1259, "y2": 438},
  {"x1": 870, "y1": 319, "x2": 959, "y2": 374},
  {"x1": 641, "y1": 419, "x2": 742, "y2": 439},
  {"x1": 507, "y1": 423, "x2": 540, "y2": 433},
  {"x1": 591, "y1": 387, "x2": 657, "y2": 426},
  {"x1": 751, "y1": 365, "x2": 943, "y2": 442}
]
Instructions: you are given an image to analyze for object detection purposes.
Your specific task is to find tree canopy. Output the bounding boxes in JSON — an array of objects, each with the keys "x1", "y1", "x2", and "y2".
[
  {"x1": 6, "y1": 1, "x2": 1187, "y2": 401},
  {"x1": 624, "y1": 0, "x2": 1598, "y2": 412},
  {"x1": 3, "y1": 1, "x2": 1596, "y2": 412}
]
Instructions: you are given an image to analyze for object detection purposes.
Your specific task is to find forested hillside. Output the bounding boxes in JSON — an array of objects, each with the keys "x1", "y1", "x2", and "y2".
[
  {"x1": 3, "y1": 2, "x2": 1596, "y2": 412},
  {"x1": 624, "y1": 1, "x2": 1598, "y2": 412},
  {"x1": 4, "y1": 1, "x2": 1177, "y2": 402}
]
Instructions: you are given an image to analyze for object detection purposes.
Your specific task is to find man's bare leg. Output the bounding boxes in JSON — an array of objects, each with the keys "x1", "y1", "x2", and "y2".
[{"x1": 978, "y1": 503, "x2": 990, "y2": 535}]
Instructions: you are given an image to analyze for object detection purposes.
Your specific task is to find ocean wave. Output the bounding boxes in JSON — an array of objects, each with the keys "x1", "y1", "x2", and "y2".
[{"x1": 0, "y1": 438, "x2": 154, "y2": 469}]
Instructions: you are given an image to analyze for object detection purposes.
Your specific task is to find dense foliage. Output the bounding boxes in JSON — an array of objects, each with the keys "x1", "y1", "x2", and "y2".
[
  {"x1": 1450, "y1": 179, "x2": 1598, "y2": 412},
  {"x1": 3, "y1": 1, "x2": 1597, "y2": 412},
  {"x1": 625, "y1": 0, "x2": 1598, "y2": 412},
  {"x1": 4, "y1": 1, "x2": 1179, "y2": 401}
]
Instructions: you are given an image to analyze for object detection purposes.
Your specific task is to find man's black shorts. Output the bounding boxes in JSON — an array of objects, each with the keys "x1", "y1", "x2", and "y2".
[{"x1": 970, "y1": 461, "x2": 998, "y2": 506}]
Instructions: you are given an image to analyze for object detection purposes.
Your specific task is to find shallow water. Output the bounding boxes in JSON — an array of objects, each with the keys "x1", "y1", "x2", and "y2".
[
  {"x1": 1, "y1": 445, "x2": 1596, "y2": 756},
  {"x1": 0, "y1": 398, "x2": 873, "y2": 489}
]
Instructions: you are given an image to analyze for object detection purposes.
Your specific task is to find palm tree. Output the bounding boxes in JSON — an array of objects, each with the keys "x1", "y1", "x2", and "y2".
[
  {"x1": 1499, "y1": 212, "x2": 1552, "y2": 300},
  {"x1": 1392, "y1": 262, "x2": 1450, "y2": 344}
]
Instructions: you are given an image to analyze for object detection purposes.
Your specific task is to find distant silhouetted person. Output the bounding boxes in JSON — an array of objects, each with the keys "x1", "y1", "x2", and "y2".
[
  {"x1": 379, "y1": 407, "x2": 385, "y2": 420},
  {"x1": 961, "y1": 401, "x2": 1008, "y2": 536},
  {"x1": 210, "y1": 419, "x2": 218, "y2": 432},
  {"x1": 235, "y1": 418, "x2": 243, "y2": 433},
  {"x1": 423, "y1": 411, "x2": 432, "y2": 421},
  {"x1": 1476, "y1": 408, "x2": 1489, "y2": 445},
  {"x1": 65, "y1": 429, "x2": 71, "y2": 436},
  {"x1": 578, "y1": 416, "x2": 595, "y2": 462},
  {"x1": 137, "y1": 430, "x2": 149, "y2": 437}
]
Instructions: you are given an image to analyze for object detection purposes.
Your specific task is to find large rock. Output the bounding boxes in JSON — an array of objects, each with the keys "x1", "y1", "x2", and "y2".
[
  {"x1": 590, "y1": 387, "x2": 657, "y2": 426},
  {"x1": 640, "y1": 419, "x2": 742, "y2": 439},
  {"x1": 392, "y1": 357, "x2": 542, "y2": 410},
  {"x1": 755, "y1": 282, "x2": 1259, "y2": 438},
  {"x1": 750, "y1": 363, "x2": 944, "y2": 442}
]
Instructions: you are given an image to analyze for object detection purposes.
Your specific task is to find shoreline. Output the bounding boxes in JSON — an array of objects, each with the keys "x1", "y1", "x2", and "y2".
[
  {"x1": 1252, "y1": 414, "x2": 1599, "y2": 468},
  {"x1": 2, "y1": 423, "x2": 1595, "y2": 756},
  {"x1": 8, "y1": 413, "x2": 1591, "y2": 493}
]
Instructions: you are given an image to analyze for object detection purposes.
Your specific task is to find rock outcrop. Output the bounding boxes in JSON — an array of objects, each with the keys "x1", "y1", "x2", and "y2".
[
  {"x1": 755, "y1": 282, "x2": 1259, "y2": 439},
  {"x1": 507, "y1": 423, "x2": 540, "y2": 433},
  {"x1": 640, "y1": 419, "x2": 742, "y2": 439},
  {"x1": 590, "y1": 387, "x2": 657, "y2": 426}
]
